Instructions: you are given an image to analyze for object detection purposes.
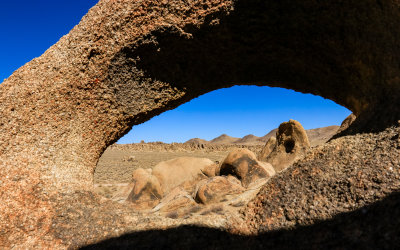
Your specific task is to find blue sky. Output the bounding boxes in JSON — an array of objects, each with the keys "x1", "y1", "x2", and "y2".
[
  {"x1": 0, "y1": 1, "x2": 351, "y2": 143},
  {"x1": 0, "y1": 1, "x2": 98, "y2": 81},
  {"x1": 119, "y1": 86, "x2": 350, "y2": 143}
]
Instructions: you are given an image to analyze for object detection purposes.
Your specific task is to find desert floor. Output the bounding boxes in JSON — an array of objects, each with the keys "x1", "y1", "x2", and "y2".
[{"x1": 94, "y1": 145, "x2": 233, "y2": 198}]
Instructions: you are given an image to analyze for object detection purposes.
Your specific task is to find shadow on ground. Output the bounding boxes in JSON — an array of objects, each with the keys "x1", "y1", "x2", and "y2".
[{"x1": 82, "y1": 191, "x2": 400, "y2": 249}]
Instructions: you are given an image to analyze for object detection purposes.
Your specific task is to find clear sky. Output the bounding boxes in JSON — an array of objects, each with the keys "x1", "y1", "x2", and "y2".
[
  {"x1": 118, "y1": 86, "x2": 350, "y2": 143},
  {"x1": 0, "y1": 1, "x2": 351, "y2": 144}
]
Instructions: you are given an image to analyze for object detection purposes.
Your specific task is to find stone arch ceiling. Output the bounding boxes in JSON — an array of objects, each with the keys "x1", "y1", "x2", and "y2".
[{"x1": 1, "y1": 0, "x2": 400, "y2": 247}]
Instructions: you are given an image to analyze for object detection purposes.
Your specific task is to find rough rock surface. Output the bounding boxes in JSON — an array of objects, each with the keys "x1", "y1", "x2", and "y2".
[
  {"x1": 336, "y1": 113, "x2": 357, "y2": 135},
  {"x1": 1, "y1": 0, "x2": 400, "y2": 247},
  {"x1": 195, "y1": 176, "x2": 245, "y2": 204},
  {"x1": 220, "y1": 148, "x2": 276, "y2": 187},
  {"x1": 126, "y1": 168, "x2": 163, "y2": 209},
  {"x1": 153, "y1": 187, "x2": 196, "y2": 213},
  {"x1": 79, "y1": 128, "x2": 400, "y2": 249},
  {"x1": 152, "y1": 157, "x2": 213, "y2": 194},
  {"x1": 242, "y1": 125, "x2": 400, "y2": 236},
  {"x1": 265, "y1": 120, "x2": 310, "y2": 172}
]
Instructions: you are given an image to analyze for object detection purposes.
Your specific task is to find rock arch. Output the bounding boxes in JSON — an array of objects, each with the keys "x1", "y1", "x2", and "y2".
[
  {"x1": 1, "y1": 0, "x2": 400, "y2": 246},
  {"x1": 1, "y1": 0, "x2": 400, "y2": 191}
]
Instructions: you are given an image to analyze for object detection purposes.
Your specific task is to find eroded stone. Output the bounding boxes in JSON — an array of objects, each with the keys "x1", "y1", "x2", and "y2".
[
  {"x1": 152, "y1": 157, "x2": 213, "y2": 194},
  {"x1": 265, "y1": 120, "x2": 310, "y2": 172},
  {"x1": 126, "y1": 168, "x2": 163, "y2": 210},
  {"x1": 220, "y1": 148, "x2": 275, "y2": 187},
  {"x1": 153, "y1": 187, "x2": 196, "y2": 213},
  {"x1": 195, "y1": 176, "x2": 245, "y2": 204}
]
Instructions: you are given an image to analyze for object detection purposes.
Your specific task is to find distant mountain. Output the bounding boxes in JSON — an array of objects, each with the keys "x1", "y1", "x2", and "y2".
[
  {"x1": 258, "y1": 128, "x2": 278, "y2": 142},
  {"x1": 185, "y1": 125, "x2": 339, "y2": 147},
  {"x1": 233, "y1": 134, "x2": 264, "y2": 145},
  {"x1": 210, "y1": 134, "x2": 240, "y2": 144},
  {"x1": 184, "y1": 138, "x2": 209, "y2": 144}
]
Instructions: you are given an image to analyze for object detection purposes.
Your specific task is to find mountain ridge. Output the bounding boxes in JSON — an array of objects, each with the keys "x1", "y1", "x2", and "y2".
[{"x1": 184, "y1": 125, "x2": 340, "y2": 147}]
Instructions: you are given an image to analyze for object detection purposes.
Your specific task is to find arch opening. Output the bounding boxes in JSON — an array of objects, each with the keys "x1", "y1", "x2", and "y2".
[
  {"x1": 107, "y1": 0, "x2": 400, "y2": 156},
  {"x1": 284, "y1": 139, "x2": 295, "y2": 153},
  {"x1": 94, "y1": 86, "x2": 350, "y2": 200}
]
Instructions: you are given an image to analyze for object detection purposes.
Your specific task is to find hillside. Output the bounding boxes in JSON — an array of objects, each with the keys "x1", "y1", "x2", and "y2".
[
  {"x1": 209, "y1": 134, "x2": 240, "y2": 144},
  {"x1": 185, "y1": 126, "x2": 339, "y2": 147}
]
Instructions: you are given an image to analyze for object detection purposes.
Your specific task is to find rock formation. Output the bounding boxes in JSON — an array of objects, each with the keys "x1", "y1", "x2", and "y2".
[
  {"x1": 262, "y1": 120, "x2": 310, "y2": 172},
  {"x1": 257, "y1": 137, "x2": 276, "y2": 161},
  {"x1": 195, "y1": 176, "x2": 244, "y2": 204},
  {"x1": 152, "y1": 157, "x2": 214, "y2": 194},
  {"x1": 152, "y1": 187, "x2": 196, "y2": 213},
  {"x1": 220, "y1": 148, "x2": 275, "y2": 187},
  {"x1": 201, "y1": 163, "x2": 220, "y2": 177},
  {"x1": 1, "y1": 0, "x2": 400, "y2": 247},
  {"x1": 243, "y1": 126, "x2": 400, "y2": 240},
  {"x1": 336, "y1": 113, "x2": 357, "y2": 135},
  {"x1": 126, "y1": 168, "x2": 163, "y2": 209},
  {"x1": 125, "y1": 151, "x2": 273, "y2": 210}
]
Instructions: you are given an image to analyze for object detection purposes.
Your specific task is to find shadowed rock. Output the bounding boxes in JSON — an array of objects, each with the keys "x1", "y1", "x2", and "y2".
[
  {"x1": 195, "y1": 176, "x2": 245, "y2": 204},
  {"x1": 337, "y1": 113, "x2": 357, "y2": 135},
  {"x1": 126, "y1": 168, "x2": 163, "y2": 209},
  {"x1": 220, "y1": 148, "x2": 275, "y2": 187},
  {"x1": 265, "y1": 120, "x2": 310, "y2": 172},
  {"x1": 152, "y1": 187, "x2": 196, "y2": 213},
  {"x1": 111, "y1": 183, "x2": 136, "y2": 203}
]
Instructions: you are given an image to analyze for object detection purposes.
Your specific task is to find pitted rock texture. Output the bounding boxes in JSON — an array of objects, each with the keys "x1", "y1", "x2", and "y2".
[
  {"x1": 1, "y1": 0, "x2": 400, "y2": 247},
  {"x1": 242, "y1": 126, "x2": 400, "y2": 235},
  {"x1": 264, "y1": 120, "x2": 310, "y2": 172}
]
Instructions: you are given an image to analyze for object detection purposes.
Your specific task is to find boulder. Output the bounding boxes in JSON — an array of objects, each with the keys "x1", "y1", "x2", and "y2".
[
  {"x1": 152, "y1": 157, "x2": 214, "y2": 194},
  {"x1": 201, "y1": 163, "x2": 220, "y2": 177},
  {"x1": 336, "y1": 113, "x2": 357, "y2": 134},
  {"x1": 153, "y1": 187, "x2": 196, "y2": 213},
  {"x1": 258, "y1": 136, "x2": 277, "y2": 161},
  {"x1": 220, "y1": 148, "x2": 275, "y2": 187},
  {"x1": 126, "y1": 168, "x2": 163, "y2": 210},
  {"x1": 195, "y1": 176, "x2": 245, "y2": 204},
  {"x1": 265, "y1": 120, "x2": 310, "y2": 172}
]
